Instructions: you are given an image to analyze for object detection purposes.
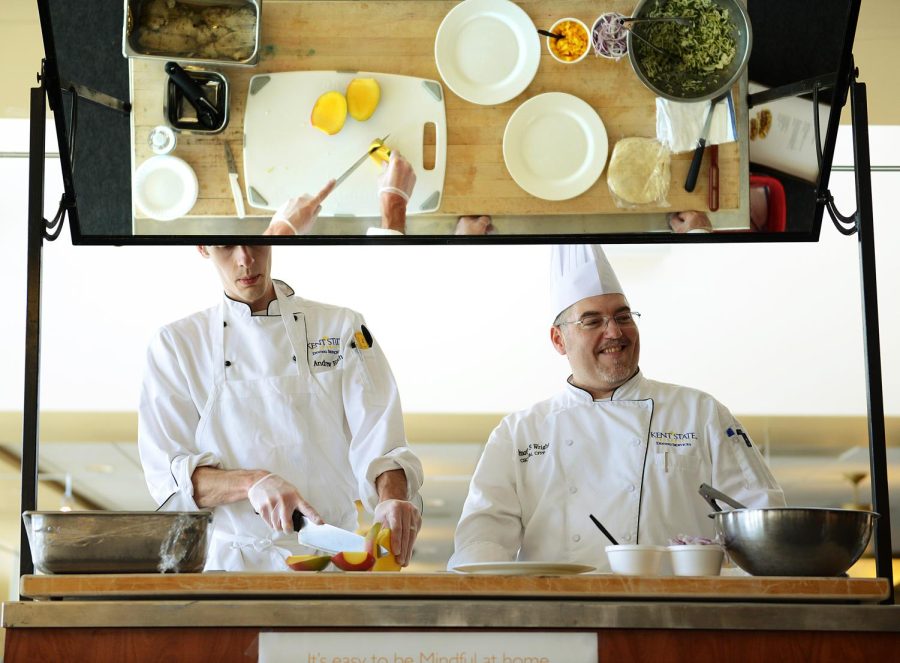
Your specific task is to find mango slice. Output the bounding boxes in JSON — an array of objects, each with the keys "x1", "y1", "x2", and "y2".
[
  {"x1": 311, "y1": 91, "x2": 348, "y2": 135},
  {"x1": 331, "y1": 550, "x2": 376, "y2": 571},
  {"x1": 368, "y1": 138, "x2": 392, "y2": 165},
  {"x1": 372, "y1": 527, "x2": 402, "y2": 572},
  {"x1": 346, "y1": 78, "x2": 381, "y2": 122},
  {"x1": 285, "y1": 554, "x2": 332, "y2": 571}
]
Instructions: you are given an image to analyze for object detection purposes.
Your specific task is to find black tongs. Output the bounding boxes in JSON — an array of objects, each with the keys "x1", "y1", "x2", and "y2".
[{"x1": 165, "y1": 61, "x2": 221, "y2": 130}]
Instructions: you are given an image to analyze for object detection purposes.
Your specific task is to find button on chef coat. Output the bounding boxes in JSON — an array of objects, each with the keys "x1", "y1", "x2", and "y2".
[
  {"x1": 448, "y1": 371, "x2": 785, "y2": 572},
  {"x1": 138, "y1": 280, "x2": 423, "y2": 571}
]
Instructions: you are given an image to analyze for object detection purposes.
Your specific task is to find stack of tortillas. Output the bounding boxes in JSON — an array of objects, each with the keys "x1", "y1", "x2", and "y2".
[{"x1": 607, "y1": 137, "x2": 671, "y2": 206}]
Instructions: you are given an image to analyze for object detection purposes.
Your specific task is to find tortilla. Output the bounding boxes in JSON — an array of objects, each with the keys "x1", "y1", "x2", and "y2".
[{"x1": 607, "y1": 137, "x2": 671, "y2": 205}]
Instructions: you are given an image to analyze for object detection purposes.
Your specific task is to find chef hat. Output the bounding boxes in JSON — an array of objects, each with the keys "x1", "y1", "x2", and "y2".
[{"x1": 550, "y1": 245, "x2": 624, "y2": 320}]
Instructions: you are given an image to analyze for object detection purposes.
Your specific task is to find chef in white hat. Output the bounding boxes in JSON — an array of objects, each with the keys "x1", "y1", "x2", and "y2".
[{"x1": 448, "y1": 245, "x2": 785, "y2": 572}]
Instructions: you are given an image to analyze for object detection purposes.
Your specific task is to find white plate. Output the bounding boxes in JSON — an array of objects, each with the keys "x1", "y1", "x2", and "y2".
[
  {"x1": 133, "y1": 155, "x2": 198, "y2": 221},
  {"x1": 434, "y1": 0, "x2": 540, "y2": 105},
  {"x1": 502, "y1": 92, "x2": 609, "y2": 200},
  {"x1": 451, "y1": 561, "x2": 595, "y2": 576}
]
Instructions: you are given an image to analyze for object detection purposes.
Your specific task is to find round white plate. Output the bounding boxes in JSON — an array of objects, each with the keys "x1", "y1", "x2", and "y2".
[
  {"x1": 502, "y1": 92, "x2": 609, "y2": 200},
  {"x1": 434, "y1": 0, "x2": 540, "y2": 105},
  {"x1": 451, "y1": 561, "x2": 595, "y2": 576},
  {"x1": 133, "y1": 155, "x2": 198, "y2": 221}
]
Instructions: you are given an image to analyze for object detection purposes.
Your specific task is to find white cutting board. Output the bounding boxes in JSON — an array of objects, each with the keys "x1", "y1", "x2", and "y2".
[{"x1": 243, "y1": 71, "x2": 446, "y2": 217}]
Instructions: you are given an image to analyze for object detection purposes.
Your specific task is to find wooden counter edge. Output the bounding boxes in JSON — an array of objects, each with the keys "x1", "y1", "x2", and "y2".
[{"x1": 19, "y1": 573, "x2": 890, "y2": 603}]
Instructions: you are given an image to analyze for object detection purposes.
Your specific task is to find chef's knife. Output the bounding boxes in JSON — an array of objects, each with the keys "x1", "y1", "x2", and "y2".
[
  {"x1": 293, "y1": 511, "x2": 385, "y2": 554},
  {"x1": 332, "y1": 134, "x2": 391, "y2": 190},
  {"x1": 223, "y1": 142, "x2": 246, "y2": 218},
  {"x1": 165, "y1": 61, "x2": 220, "y2": 130},
  {"x1": 684, "y1": 93, "x2": 728, "y2": 193}
]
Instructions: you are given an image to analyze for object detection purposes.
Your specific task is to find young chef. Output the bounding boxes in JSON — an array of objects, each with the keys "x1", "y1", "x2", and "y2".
[
  {"x1": 448, "y1": 245, "x2": 785, "y2": 571},
  {"x1": 138, "y1": 244, "x2": 423, "y2": 571}
]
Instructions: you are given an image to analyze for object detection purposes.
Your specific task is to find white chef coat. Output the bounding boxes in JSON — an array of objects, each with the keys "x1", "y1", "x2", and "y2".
[
  {"x1": 448, "y1": 371, "x2": 784, "y2": 572},
  {"x1": 138, "y1": 280, "x2": 422, "y2": 571}
]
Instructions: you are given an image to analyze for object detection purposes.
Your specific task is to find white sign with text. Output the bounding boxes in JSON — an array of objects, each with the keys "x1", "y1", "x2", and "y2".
[{"x1": 259, "y1": 631, "x2": 597, "y2": 663}]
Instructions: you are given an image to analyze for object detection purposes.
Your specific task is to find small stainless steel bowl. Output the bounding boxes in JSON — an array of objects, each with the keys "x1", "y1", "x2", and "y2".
[
  {"x1": 627, "y1": 0, "x2": 751, "y2": 102},
  {"x1": 712, "y1": 507, "x2": 878, "y2": 576}
]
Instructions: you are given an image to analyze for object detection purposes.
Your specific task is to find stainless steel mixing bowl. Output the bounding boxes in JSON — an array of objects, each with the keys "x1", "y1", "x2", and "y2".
[
  {"x1": 627, "y1": 0, "x2": 752, "y2": 102},
  {"x1": 699, "y1": 484, "x2": 878, "y2": 576},
  {"x1": 712, "y1": 507, "x2": 878, "y2": 576}
]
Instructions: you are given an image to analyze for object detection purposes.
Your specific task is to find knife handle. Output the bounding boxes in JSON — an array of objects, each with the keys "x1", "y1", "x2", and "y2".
[
  {"x1": 684, "y1": 138, "x2": 707, "y2": 193},
  {"x1": 708, "y1": 144, "x2": 719, "y2": 212},
  {"x1": 229, "y1": 172, "x2": 246, "y2": 219},
  {"x1": 292, "y1": 510, "x2": 311, "y2": 532}
]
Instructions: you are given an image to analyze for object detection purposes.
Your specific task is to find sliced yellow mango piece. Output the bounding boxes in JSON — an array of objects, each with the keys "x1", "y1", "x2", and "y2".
[
  {"x1": 346, "y1": 78, "x2": 381, "y2": 121},
  {"x1": 311, "y1": 90, "x2": 348, "y2": 135},
  {"x1": 373, "y1": 527, "x2": 402, "y2": 572}
]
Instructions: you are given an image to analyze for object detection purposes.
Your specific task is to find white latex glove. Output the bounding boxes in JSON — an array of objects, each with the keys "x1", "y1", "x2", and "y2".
[
  {"x1": 247, "y1": 473, "x2": 323, "y2": 533},
  {"x1": 372, "y1": 499, "x2": 421, "y2": 567},
  {"x1": 266, "y1": 179, "x2": 335, "y2": 235},
  {"x1": 377, "y1": 152, "x2": 416, "y2": 203}
]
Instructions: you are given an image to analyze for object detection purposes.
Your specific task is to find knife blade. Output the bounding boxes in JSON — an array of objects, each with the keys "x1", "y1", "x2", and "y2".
[
  {"x1": 333, "y1": 134, "x2": 391, "y2": 190},
  {"x1": 223, "y1": 142, "x2": 246, "y2": 219},
  {"x1": 293, "y1": 511, "x2": 386, "y2": 555}
]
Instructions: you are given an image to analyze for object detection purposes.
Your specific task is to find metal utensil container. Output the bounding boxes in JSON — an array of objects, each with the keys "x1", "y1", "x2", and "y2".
[
  {"x1": 712, "y1": 507, "x2": 878, "y2": 576},
  {"x1": 23, "y1": 511, "x2": 213, "y2": 574},
  {"x1": 123, "y1": 0, "x2": 261, "y2": 67},
  {"x1": 166, "y1": 68, "x2": 229, "y2": 133},
  {"x1": 627, "y1": 0, "x2": 751, "y2": 102}
]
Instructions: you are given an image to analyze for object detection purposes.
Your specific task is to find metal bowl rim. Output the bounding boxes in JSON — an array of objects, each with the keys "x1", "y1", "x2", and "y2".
[{"x1": 710, "y1": 507, "x2": 879, "y2": 517}]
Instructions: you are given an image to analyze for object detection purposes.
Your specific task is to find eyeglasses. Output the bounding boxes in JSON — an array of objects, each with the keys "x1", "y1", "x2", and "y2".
[{"x1": 557, "y1": 311, "x2": 641, "y2": 332}]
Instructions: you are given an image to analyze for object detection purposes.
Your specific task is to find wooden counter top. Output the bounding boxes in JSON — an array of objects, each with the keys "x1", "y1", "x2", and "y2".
[
  {"x1": 131, "y1": 0, "x2": 742, "y2": 223},
  {"x1": 20, "y1": 572, "x2": 890, "y2": 603}
]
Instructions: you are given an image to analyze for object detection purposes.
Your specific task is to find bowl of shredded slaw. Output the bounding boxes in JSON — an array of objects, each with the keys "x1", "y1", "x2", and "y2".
[
  {"x1": 546, "y1": 18, "x2": 591, "y2": 64},
  {"x1": 591, "y1": 12, "x2": 628, "y2": 60},
  {"x1": 627, "y1": 0, "x2": 751, "y2": 102}
]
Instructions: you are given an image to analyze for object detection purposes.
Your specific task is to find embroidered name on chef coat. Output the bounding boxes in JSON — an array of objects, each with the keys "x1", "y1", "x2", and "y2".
[
  {"x1": 650, "y1": 430, "x2": 698, "y2": 449},
  {"x1": 307, "y1": 336, "x2": 343, "y2": 368},
  {"x1": 518, "y1": 442, "x2": 550, "y2": 463}
]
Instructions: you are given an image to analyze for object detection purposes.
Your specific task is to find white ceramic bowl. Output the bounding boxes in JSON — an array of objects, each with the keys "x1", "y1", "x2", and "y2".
[
  {"x1": 133, "y1": 155, "x2": 198, "y2": 221},
  {"x1": 546, "y1": 18, "x2": 591, "y2": 64},
  {"x1": 667, "y1": 544, "x2": 725, "y2": 576},
  {"x1": 605, "y1": 544, "x2": 667, "y2": 576},
  {"x1": 590, "y1": 12, "x2": 628, "y2": 60}
]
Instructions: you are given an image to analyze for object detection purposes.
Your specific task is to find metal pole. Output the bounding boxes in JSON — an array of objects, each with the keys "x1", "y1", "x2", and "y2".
[
  {"x1": 20, "y1": 78, "x2": 47, "y2": 579},
  {"x1": 850, "y1": 74, "x2": 894, "y2": 603}
]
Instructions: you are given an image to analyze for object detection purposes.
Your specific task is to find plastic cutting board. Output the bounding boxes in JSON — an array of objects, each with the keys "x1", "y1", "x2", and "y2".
[{"x1": 243, "y1": 71, "x2": 446, "y2": 217}]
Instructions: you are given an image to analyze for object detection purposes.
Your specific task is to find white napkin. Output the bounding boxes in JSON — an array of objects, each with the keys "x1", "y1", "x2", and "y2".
[{"x1": 656, "y1": 94, "x2": 737, "y2": 154}]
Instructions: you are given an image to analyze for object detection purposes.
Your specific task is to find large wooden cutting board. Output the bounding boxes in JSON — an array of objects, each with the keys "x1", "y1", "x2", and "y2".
[{"x1": 243, "y1": 71, "x2": 446, "y2": 216}]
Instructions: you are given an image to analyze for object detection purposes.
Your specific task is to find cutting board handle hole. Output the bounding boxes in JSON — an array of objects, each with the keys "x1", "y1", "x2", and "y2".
[{"x1": 422, "y1": 122, "x2": 436, "y2": 171}]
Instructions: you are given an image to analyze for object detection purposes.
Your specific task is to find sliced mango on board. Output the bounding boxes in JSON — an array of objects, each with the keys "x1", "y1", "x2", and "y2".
[
  {"x1": 285, "y1": 554, "x2": 332, "y2": 571},
  {"x1": 311, "y1": 90, "x2": 348, "y2": 135},
  {"x1": 346, "y1": 78, "x2": 381, "y2": 121}
]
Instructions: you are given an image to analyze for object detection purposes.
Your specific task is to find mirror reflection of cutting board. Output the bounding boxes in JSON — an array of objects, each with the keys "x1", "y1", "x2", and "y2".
[{"x1": 243, "y1": 71, "x2": 446, "y2": 217}]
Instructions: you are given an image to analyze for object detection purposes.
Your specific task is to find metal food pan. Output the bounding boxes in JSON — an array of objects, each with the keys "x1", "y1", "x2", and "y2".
[
  {"x1": 23, "y1": 511, "x2": 213, "y2": 574},
  {"x1": 123, "y1": 0, "x2": 261, "y2": 67}
]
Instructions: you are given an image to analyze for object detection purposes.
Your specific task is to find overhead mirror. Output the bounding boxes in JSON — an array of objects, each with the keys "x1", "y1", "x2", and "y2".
[{"x1": 35, "y1": 0, "x2": 861, "y2": 243}]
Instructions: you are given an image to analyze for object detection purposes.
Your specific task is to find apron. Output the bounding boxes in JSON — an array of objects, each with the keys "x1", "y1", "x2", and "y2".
[{"x1": 196, "y1": 282, "x2": 358, "y2": 571}]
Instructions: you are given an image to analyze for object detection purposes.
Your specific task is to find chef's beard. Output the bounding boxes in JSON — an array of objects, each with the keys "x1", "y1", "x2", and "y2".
[{"x1": 593, "y1": 354, "x2": 637, "y2": 387}]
